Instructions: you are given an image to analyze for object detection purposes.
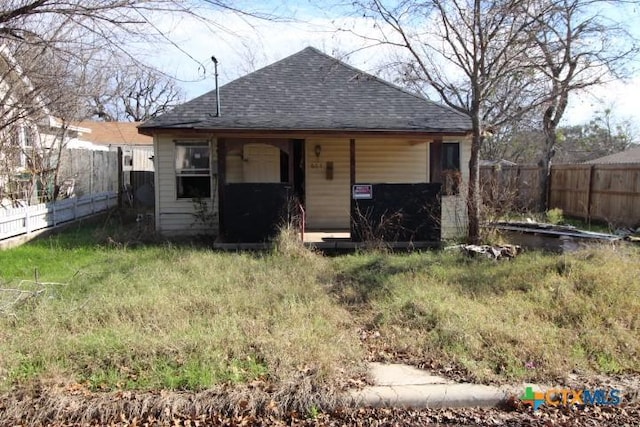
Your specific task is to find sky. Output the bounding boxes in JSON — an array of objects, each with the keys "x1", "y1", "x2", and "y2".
[{"x1": 147, "y1": 1, "x2": 640, "y2": 130}]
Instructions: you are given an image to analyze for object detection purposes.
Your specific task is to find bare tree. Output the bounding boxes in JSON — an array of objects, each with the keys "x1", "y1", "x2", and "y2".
[
  {"x1": 0, "y1": 42, "x2": 59, "y2": 203},
  {"x1": 352, "y1": 0, "x2": 547, "y2": 243},
  {"x1": 481, "y1": 113, "x2": 546, "y2": 164},
  {"x1": 529, "y1": 0, "x2": 639, "y2": 209},
  {"x1": 88, "y1": 62, "x2": 185, "y2": 122},
  {"x1": 0, "y1": 1, "x2": 283, "y2": 203},
  {"x1": 234, "y1": 39, "x2": 270, "y2": 76}
]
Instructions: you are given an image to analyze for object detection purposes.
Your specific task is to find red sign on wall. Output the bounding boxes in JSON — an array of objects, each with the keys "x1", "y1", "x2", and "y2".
[{"x1": 352, "y1": 184, "x2": 373, "y2": 199}]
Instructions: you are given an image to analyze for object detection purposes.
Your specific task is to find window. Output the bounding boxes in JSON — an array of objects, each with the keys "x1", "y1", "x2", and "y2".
[
  {"x1": 175, "y1": 142, "x2": 211, "y2": 199},
  {"x1": 13, "y1": 126, "x2": 30, "y2": 169},
  {"x1": 124, "y1": 152, "x2": 133, "y2": 167},
  {"x1": 442, "y1": 142, "x2": 461, "y2": 195},
  {"x1": 430, "y1": 141, "x2": 461, "y2": 195},
  {"x1": 24, "y1": 127, "x2": 35, "y2": 147}
]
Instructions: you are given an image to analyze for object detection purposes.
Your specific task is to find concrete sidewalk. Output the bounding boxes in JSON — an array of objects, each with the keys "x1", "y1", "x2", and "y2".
[{"x1": 349, "y1": 362, "x2": 512, "y2": 409}]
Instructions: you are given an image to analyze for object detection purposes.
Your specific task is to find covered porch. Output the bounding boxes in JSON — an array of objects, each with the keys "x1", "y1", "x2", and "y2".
[{"x1": 214, "y1": 135, "x2": 452, "y2": 246}]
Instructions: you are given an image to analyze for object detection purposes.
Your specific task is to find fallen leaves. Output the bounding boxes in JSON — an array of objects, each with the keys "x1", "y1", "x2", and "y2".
[{"x1": 2, "y1": 386, "x2": 640, "y2": 426}]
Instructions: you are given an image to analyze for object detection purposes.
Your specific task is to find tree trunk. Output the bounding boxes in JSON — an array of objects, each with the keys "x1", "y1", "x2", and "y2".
[
  {"x1": 467, "y1": 117, "x2": 482, "y2": 244},
  {"x1": 540, "y1": 107, "x2": 558, "y2": 211},
  {"x1": 539, "y1": 147, "x2": 553, "y2": 211}
]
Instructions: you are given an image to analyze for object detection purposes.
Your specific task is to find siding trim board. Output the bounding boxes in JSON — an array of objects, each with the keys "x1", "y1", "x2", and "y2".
[{"x1": 153, "y1": 135, "x2": 161, "y2": 231}]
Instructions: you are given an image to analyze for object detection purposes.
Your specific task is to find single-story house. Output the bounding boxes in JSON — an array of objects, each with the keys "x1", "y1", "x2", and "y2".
[
  {"x1": 74, "y1": 121, "x2": 154, "y2": 171},
  {"x1": 139, "y1": 47, "x2": 472, "y2": 243},
  {"x1": 0, "y1": 44, "x2": 95, "y2": 203},
  {"x1": 480, "y1": 159, "x2": 517, "y2": 168},
  {"x1": 73, "y1": 121, "x2": 155, "y2": 207},
  {"x1": 75, "y1": 121, "x2": 153, "y2": 149},
  {"x1": 584, "y1": 145, "x2": 640, "y2": 165}
]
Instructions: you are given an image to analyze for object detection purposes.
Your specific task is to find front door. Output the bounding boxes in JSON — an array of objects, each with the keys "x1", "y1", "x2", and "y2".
[{"x1": 304, "y1": 138, "x2": 350, "y2": 230}]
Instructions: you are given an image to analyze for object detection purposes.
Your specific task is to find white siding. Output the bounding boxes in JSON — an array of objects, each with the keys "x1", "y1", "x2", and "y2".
[
  {"x1": 445, "y1": 136, "x2": 471, "y2": 185},
  {"x1": 442, "y1": 196, "x2": 468, "y2": 239},
  {"x1": 123, "y1": 146, "x2": 154, "y2": 172},
  {"x1": 305, "y1": 138, "x2": 350, "y2": 229},
  {"x1": 441, "y1": 137, "x2": 471, "y2": 239},
  {"x1": 355, "y1": 138, "x2": 428, "y2": 183},
  {"x1": 154, "y1": 135, "x2": 218, "y2": 235}
]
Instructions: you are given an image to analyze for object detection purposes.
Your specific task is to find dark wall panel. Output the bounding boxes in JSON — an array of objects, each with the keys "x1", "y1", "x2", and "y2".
[
  {"x1": 351, "y1": 183, "x2": 441, "y2": 242},
  {"x1": 223, "y1": 183, "x2": 292, "y2": 242}
]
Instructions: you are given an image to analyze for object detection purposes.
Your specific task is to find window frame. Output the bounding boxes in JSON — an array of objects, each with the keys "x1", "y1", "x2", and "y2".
[{"x1": 174, "y1": 140, "x2": 213, "y2": 200}]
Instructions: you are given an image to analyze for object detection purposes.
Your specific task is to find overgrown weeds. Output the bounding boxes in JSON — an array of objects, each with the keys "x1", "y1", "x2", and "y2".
[
  {"x1": 1, "y1": 225, "x2": 638, "y2": 420},
  {"x1": 272, "y1": 224, "x2": 318, "y2": 261},
  {"x1": 330, "y1": 246, "x2": 640, "y2": 383},
  {"x1": 0, "y1": 225, "x2": 363, "y2": 413}
]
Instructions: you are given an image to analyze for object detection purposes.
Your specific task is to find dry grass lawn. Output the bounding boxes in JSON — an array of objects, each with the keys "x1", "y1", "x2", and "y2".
[{"x1": 1, "y1": 223, "x2": 638, "y2": 415}]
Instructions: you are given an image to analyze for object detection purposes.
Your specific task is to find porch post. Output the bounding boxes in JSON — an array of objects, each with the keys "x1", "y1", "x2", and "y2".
[
  {"x1": 288, "y1": 139, "x2": 295, "y2": 185},
  {"x1": 217, "y1": 138, "x2": 226, "y2": 236},
  {"x1": 349, "y1": 138, "x2": 356, "y2": 187},
  {"x1": 350, "y1": 138, "x2": 355, "y2": 236},
  {"x1": 429, "y1": 138, "x2": 443, "y2": 183}
]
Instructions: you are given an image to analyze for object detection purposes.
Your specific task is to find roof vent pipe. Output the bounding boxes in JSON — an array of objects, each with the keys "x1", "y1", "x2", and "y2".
[{"x1": 211, "y1": 56, "x2": 221, "y2": 117}]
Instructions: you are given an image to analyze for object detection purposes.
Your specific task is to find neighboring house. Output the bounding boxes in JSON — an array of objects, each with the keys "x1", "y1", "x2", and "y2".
[
  {"x1": 139, "y1": 47, "x2": 472, "y2": 242},
  {"x1": 584, "y1": 145, "x2": 640, "y2": 164},
  {"x1": 74, "y1": 121, "x2": 155, "y2": 207},
  {"x1": 75, "y1": 121, "x2": 154, "y2": 171},
  {"x1": 0, "y1": 44, "x2": 93, "y2": 203},
  {"x1": 480, "y1": 159, "x2": 517, "y2": 168},
  {"x1": 75, "y1": 121, "x2": 153, "y2": 148}
]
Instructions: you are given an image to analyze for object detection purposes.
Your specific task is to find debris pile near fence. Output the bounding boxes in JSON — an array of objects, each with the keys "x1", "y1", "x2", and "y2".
[{"x1": 448, "y1": 243, "x2": 522, "y2": 260}]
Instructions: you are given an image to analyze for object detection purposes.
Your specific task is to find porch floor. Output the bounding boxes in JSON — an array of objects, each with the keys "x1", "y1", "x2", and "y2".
[
  {"x1": 303, "y1": 230, "x2": 351, "y2": 243},
  {"x1": 302, "y1": 230, "x2": 440, "y2": 251},
  {"x1": 212, "y1": 230, "x2": 440, "y2": 251}
]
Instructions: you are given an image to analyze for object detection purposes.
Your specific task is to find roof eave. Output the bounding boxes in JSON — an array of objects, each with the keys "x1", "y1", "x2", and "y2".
[{"x1": 137, "y1": 126, "x2": 472, "y2": 138}]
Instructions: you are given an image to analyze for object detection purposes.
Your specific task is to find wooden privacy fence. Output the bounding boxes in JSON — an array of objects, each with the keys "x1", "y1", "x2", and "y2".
[
  {"x1": 0, "y1": 191, "x2": 117, "y2": 240},
  {"x1": 481, "y1": 163, "x2": 640, "y2": 227},
  {"x1": 0, "y1": 148, "x2": 120, "y2": 242},
  {"x1": 119, "y1": 146, "x2": 155, "y2": 208},
  {"x1": 480, "y1": 165, "x2": 543, "y2": 212},
  {"x1": 58, "y1": 149, "x2": 119, "y2": 197},
  {"x1": 549, "y1": 164, "x2": 640, "y2": 227}
]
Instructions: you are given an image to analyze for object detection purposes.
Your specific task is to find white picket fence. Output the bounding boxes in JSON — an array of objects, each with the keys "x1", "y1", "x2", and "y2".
[{"x1": 0, "y1": 191, "x2": 117, "y2": 241}]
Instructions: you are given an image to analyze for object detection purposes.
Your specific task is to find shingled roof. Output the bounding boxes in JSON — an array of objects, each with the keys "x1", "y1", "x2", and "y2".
[
  {"x1": 584, "y1": 146, "x2": 640, "y2": 164},
  {"x1": 76, "y1": 121, "x2": 152, "y2": 146},
  {"x1": 139, "y1": 47, "x2": 471, "y2": 134}
]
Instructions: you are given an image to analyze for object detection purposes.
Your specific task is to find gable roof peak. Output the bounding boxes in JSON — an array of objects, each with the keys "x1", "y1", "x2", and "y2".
[{"x1": 139, "y1": 46, "x2": 471, "y2": 134}]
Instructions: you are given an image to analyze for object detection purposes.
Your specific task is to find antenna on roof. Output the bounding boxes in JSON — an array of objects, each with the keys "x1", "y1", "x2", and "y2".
[{"x1": 211, "y1": 56, "x2": 221, "y2": 117}]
